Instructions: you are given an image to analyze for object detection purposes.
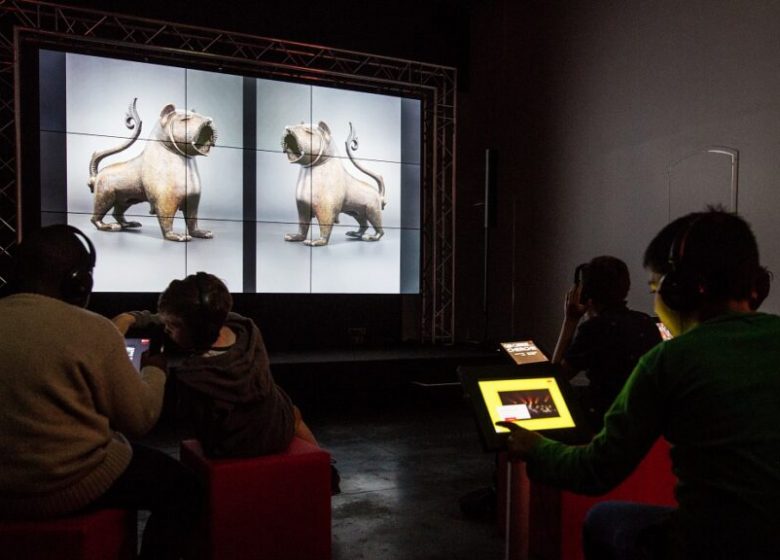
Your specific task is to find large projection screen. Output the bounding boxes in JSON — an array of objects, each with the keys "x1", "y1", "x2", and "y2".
[{"x1": 37, "y1": 50, "x2": 421, "y2": 295}]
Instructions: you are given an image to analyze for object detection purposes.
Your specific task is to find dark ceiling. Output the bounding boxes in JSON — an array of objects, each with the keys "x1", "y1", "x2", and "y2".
[{"x1": 59, "y1": 0, "x2": 474, "y2": 69}]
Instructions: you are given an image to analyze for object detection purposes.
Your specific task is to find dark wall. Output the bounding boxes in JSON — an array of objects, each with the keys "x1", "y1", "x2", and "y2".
[
  {"x1": 459, "y1": 0, "x2": 780, "y2": 352},
  {"x1": 455, "y1": 1, "x2": 557, "y2": 345}
]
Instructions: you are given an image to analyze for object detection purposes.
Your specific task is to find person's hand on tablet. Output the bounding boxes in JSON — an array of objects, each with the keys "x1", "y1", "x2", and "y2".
[{"x1": 496, "y1": 421, "x2": 543, "y2": 461}]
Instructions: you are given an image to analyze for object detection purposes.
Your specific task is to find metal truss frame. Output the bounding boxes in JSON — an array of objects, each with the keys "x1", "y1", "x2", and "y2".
[{"x1": 0, "y1": 0, "x2": 456, "y2": 343}]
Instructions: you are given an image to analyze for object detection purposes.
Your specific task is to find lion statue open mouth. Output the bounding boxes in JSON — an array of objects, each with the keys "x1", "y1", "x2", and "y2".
[
  {"x1": 281, "y1": 131, "x2": 304, "y2": 163},
  {"x1": 170, "y1": 115, "x2": 217, "y2": 157},
  {"x1": 282, "y1": 121, "x2": 386, "y2": 246}
]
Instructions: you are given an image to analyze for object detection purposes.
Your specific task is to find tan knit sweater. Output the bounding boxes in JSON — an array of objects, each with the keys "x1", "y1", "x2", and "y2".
[{"x1": 0, "y1": 293, "x2": 166, "y2": 519}]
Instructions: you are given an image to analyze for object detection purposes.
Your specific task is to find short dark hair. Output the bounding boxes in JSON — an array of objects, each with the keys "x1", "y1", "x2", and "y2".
[
  {"x1": 14, "y1": 225, "x2": 94, "y2": 298},
  {"x1": 581, "y1": 256, "x2": 630, "y2": 307},
  {"x1": 643, "y1": 208, "x2": 761, "y2": 303},
  {"x1": 751, "y1": 265, "x2": 772, "y2": 310},
  {"x1": 158, "y1": 272, "x2": 233, "y2": 350}
]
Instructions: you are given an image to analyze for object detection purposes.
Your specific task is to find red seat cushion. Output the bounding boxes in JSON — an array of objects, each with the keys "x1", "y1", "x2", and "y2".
[
  {"x1": 180, "y1": 437, "x2": 332, "y2": 560},
  {"x1": 0, "y1": 508, "x2": 136, "y2": 560}
]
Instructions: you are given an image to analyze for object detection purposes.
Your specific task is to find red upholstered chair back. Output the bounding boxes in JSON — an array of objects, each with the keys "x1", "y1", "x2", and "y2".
[
  {"x1": 557, "y1": 438, "x2": 676, "y2": 560},
  {"x1": 498, "y1": 438, "x2": 677, "y2": 560}
]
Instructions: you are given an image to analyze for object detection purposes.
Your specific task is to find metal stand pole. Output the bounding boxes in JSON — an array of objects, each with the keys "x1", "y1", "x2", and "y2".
[{"x1": 504, "y1": 460, "x2": 530, "y2": 560}]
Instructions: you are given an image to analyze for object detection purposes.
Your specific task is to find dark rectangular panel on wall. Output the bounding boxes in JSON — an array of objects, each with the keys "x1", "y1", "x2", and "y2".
[{"x1": 243, "y1": 77, "x2": 257, "y2": 292}]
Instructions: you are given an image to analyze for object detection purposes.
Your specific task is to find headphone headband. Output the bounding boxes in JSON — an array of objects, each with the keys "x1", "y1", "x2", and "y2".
[
  {"x1": 667, "y1": 215, "x2": 702, "y2": 272},
  {"x1": 660, "y1": 216, "x2": 705, "y2": 312},
  {"x1": 194, "y1": 271, "x2": 210, "y2": 310},
  {"x1": 65, "y1": 225, "x2": 96, "y2": 270}
]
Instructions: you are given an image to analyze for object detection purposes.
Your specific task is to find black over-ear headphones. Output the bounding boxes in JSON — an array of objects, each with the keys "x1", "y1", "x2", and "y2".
[
  {"x1": 194, "y1": 271, "x2": 210, "y2": 312},
  {"x1": 191, "y1": 272, "x2": 213, "y2": 350},
  {"x1": 658, "y1": 218, "x2": 703, "y2": 312},
  {"x1": 61, "y1": 225, "x2": 96, "y2": 307},
  {"x1": 574, "y1": 262, "x2": 590, "y2": 301}
]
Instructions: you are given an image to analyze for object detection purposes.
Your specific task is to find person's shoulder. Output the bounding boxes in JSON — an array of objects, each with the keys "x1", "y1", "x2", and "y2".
[
  {"x1": 226, "y1": 312, "x2": 257, "y2": 330},
  {"x1": 571, "y1": 314, "x2": 601, "y2": 338},
  {"x1": 704, "y1": 311, "x2": 780, "y2": 332},
  {"x1": 4, "y1": 292, "x2": 105, "y2": 322}
]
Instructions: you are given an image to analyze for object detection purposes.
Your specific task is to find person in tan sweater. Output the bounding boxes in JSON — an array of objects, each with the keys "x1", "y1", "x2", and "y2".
[{"x1": 0, "y1": 224, "x2": 201, "y2": 559}]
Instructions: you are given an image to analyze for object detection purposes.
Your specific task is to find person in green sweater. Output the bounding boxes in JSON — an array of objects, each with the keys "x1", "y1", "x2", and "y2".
[
  {"x1": 0, "y1": 225, "x2": 202, "y2": 560},
  {"x1": 500, "y1": 209, "x2": 780, "y2": 559}
]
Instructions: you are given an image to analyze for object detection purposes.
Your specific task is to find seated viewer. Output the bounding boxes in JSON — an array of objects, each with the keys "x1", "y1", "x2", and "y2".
[
  {"x1": 500, "y1": 209, "x2": 780, "y2": 559},
  {"x1": 113, "y1": 272, "x2": 340, "y2": 491},
  {"x1": 0, "y1": 224, "x2": 201, "y2": 560}
]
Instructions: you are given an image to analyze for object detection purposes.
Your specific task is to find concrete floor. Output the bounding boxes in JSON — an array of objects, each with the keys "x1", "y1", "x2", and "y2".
[
  {"x1": 317, "y1": 390, "x2": 505, "y2": 560},
  {"x1": 141, "y1": 384, "x2": 506, "y2": 560}
]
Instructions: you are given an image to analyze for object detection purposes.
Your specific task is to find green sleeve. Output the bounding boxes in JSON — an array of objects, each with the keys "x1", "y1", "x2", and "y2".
[{"x1": 526, "y1": 349, "x2": 667, "y2": 495}]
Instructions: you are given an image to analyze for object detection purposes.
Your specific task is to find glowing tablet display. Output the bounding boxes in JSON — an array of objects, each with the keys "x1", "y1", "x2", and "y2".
[
  {"x1": 499, "y1": 340, "x2": 548, "y2": 365},
  {"x1": 478, "y1": 377, "x2": 576, "y2": 432}
]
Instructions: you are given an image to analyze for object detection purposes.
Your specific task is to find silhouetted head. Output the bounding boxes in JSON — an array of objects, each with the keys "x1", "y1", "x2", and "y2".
[
  {"x1": 157, "y1": 272, "x2": 232, "y2": 352},
  {"x1": 644, "y1": 208, "x2": 761, "y2": 312},
  {"x1": 577, "y1": 256, "x2": 630, "y2": 308},
  {"x1": 14, "y1": 224, "x2": 95, "y2": 307}
]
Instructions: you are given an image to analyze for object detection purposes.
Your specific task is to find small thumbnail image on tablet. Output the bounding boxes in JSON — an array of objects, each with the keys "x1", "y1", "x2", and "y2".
[{"x1": 498, "y1": 389, "x2": 560, "y2": 421}]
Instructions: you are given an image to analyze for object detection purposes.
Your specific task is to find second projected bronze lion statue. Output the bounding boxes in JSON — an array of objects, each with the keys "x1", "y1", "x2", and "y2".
[
  {"x1": 87, "y1": 98, "x2": 217, "y2": 242},
  {"x1": 281, "y1": 121, "x2": 386, "y2": 246}
]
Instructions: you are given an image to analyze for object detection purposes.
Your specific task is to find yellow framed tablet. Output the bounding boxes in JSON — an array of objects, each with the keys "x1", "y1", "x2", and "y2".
[
  {"x1": 479, "y1": 377, "x2": 575, "y2": 432},
  {"x1": 458, "y1": 362, "x2": 585, "y2": 451}
]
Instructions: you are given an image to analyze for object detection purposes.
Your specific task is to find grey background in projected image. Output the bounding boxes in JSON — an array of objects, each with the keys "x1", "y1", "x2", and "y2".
[
  {"x1": 61, "y1": 52, "x2": 244, "y2": 292},
  {"x1": 256, "y1": 222, "x2": 413, "y2": 294}
]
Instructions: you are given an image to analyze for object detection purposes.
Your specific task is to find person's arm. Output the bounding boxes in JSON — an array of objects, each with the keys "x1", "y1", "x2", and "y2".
[
  {"x1": 552, "y1": 284, "x2": 587, "y2": 378},
  {"x1": 504, "y1": 349, "x2": 666, "y2": 495},
  {"x1": 111, "y1": 310, "x2": 161, "y2": 335},
  {"x1": 91, "y1": 321, "x2": 167, "y2": 438}
]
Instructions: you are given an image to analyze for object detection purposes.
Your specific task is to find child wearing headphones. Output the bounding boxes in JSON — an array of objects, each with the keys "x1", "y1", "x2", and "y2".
[
  {"x1": 551, "y1": 255, "x2": 662, "y2": 432},
  {"x1": 499, "y1": 208, "x2": 779, "y2": 559},
  {"x1": 113, "y1": 272, "x2": 340, "y2": 491}
]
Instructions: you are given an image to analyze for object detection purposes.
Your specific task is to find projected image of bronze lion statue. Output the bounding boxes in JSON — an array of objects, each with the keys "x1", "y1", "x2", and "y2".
[
  {"x1": 87, "y1": 98, "x2": 217, "y2": 242},
  {"x1": 282, "y1": 121, "x2": 385, "y2": 246}
]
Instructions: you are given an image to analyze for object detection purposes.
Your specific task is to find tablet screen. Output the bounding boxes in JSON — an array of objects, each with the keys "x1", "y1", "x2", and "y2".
[
  {"x1": 125, "y1": 338, "x2": 150, "y2": 371},
  {"x1": 655, "y1": 320, "x2": 673, "y2": 341},
  {"x1": 479, "y1": 377, "x2": 576, "y2": 432},
  {"x1": 499, "y1": 340, "x2": 548, "y2": 365}
]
